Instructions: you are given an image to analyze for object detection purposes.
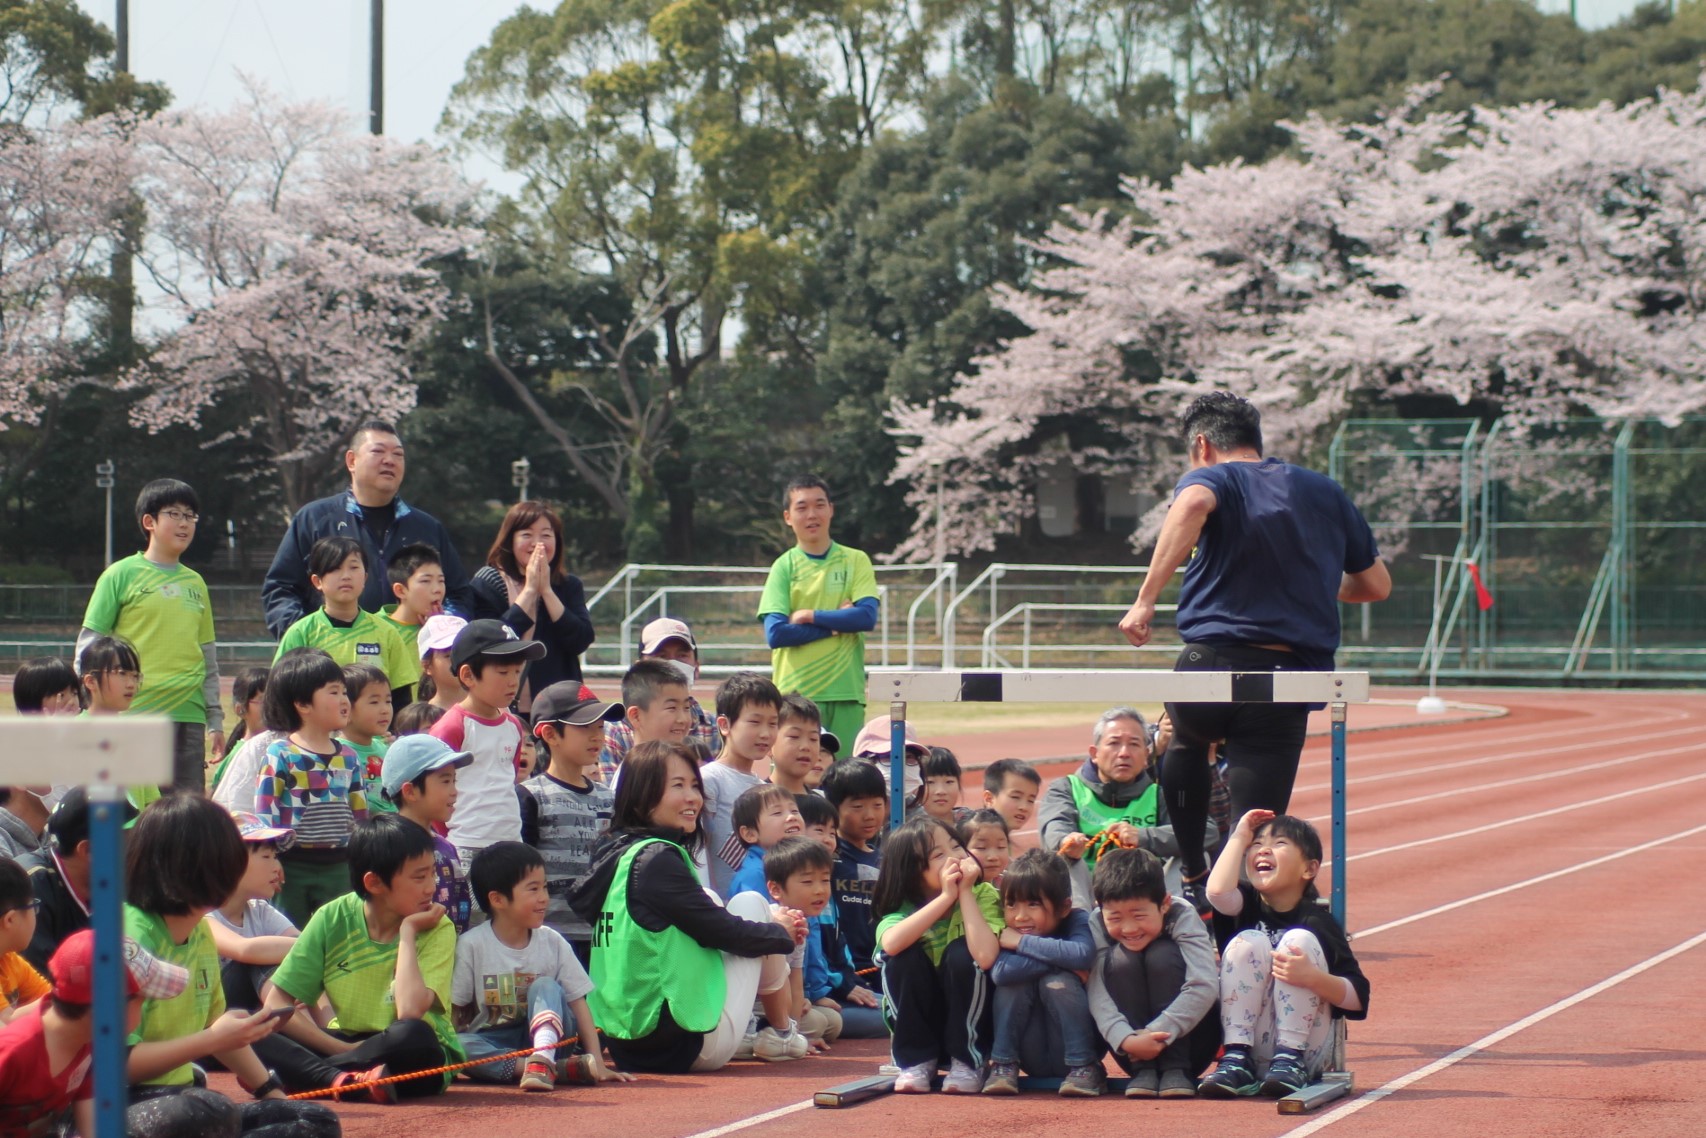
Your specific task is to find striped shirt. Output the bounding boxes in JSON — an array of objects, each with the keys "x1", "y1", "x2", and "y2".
[
  {"x1": 255, "y1": 739, "x2": 369, "y2": 849},
  {"x1": 517, "y1": 773, "x2": 614, "y2": 941}
]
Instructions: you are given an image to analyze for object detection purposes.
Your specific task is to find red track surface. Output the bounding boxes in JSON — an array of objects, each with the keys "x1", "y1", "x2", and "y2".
[{"x1": 224, "y1": 687, "x2": 1706, "y2": 1138}]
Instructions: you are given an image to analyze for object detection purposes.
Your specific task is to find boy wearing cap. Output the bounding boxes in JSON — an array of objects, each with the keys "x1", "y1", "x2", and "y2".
[
  {"x1": 417, "y1": 613, "x2": 466, "y2": 712},
  {"x1": 430, "y1": 619, "x2": 546, "y2": 869},
  {"x1": 19, "y1": 788, "x2": 137, "y2": 978},
  {"x1": 758, "y1": 475, "x2": 880, "y2": 748},
  {"x1": 519, "y1": 682, "x2": 623, "y2": 962},
  {"x1": 382, "y1": 735, "x2": 476, "y2": 934},
  {"x1": 599, "y1": 618, "x2": 721, "y2": 779}
]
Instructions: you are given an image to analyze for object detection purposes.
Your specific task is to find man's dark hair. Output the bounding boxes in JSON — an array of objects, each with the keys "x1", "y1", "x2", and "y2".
[
  {"x1": 134, "y1": 479, "x2": 199, "y2": 535},
  {"x1": 819, "y1": 757, "x2": 886, "y2": 807},
  {"x1": 308, "y1": 535, "x2": 368, "y2": 580},
  {"x1": 349, "y1": 420, "x2": 400, "y2": 450},
  {"x1": 778, "y1": 692, "x2": 821, "y2": 730},
  {"x1": 1091, "y1": 846, "x2": 1169, "y2": 906},
  {"x1": 469, "y1": 841, "x2": 545, "y2": 916},
  {"x1": 263, "y1": 649, "x2": 346, "y2": 733},
  {"x1": 796, "y1": 792, "x2": 839, "y2": 830},
  {"x1": 1180, "y1": 391, "x2": 1263, "y2": 456},
  {"x1": 126, "y1": 794, "x2": 247, "y2": 916},
  {"x1": 982, "y1": 758, "x2": 1041, "y2": 795},
  {"x1": 783, "y1": 474, "x2": 832, "y2": 506},
  {"x1": 715, "y1": 671, "x2": 783, "y2": 724},
  {"x1": 622, "y1": 658, "x2": 689, "y2": 711},
  {"x1": 12, "y1": 657, "x2": 79, "y2": 713},
  {"x1": 763, "y1": 835, "x2": 833, "y2": 886},
  {"x1": 349, "y1": 813, "x2": 437, "y2": 898},
  {"x1": 387, "y1": 542, "x2": 442, "y2": 588},
  {"x1": 1000, "y1": 848, "x2": 1072, "y2": 910},
  {"x1": 0, "y1": 858, "x2": 31, "y2": 912}
]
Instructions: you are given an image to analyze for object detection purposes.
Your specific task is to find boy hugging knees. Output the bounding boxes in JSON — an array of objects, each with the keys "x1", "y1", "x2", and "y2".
[
  {"x1": 982, "y1": 851, "x2": 1102, "y2": 1098},
  {"x1": 1088, "y1": 847, "x2": 1218, "y2": 1099},
  {"x1": 454, "y1": 843, "x2": 633, "y2": 1091}
]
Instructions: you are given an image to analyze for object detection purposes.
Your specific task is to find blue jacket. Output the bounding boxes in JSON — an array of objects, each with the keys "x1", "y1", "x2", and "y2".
[
  {"x1": 262, "y1": 490, "x2": 472, "y2": 638},
  {"x1": 726, "y1": 845, "x2": 768, "y2": 901}
]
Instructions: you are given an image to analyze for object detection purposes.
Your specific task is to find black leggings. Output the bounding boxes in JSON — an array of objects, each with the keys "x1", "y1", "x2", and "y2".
[
  {"x1": 253, "y1": 1017, "x2": 449, "y2": 1097},
  {"x1": 1162, "y1": 643, "x2": 1312, "y2": 877},
  {"x1": 125, "y1": 1087, "x2": 340, "y2": 1138},
  {"x1": 881, "y1": 939, "x2": 992, "y2": 1070}
]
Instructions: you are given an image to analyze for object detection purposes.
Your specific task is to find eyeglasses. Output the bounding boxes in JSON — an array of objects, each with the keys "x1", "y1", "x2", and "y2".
[
  {"x1": 159, "y1": 509, "x2": 200, "y2": 523},
  {"x1": 4, "y1": 899, "x2": 41, "y2": 915}
]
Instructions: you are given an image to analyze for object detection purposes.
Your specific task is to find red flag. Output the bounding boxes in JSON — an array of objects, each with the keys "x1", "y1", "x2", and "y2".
[{"x1": 1466, "y1": 561, "x2": 1495, "y2": 611}]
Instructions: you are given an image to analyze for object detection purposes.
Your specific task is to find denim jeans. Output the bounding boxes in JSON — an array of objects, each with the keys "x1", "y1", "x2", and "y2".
[
  {"x1": 459, "y1": 976, "x2": 570, "y2": 1083},
  {"x1": 991, "y1": 968, "x2": 1101, "y2": 1075}
]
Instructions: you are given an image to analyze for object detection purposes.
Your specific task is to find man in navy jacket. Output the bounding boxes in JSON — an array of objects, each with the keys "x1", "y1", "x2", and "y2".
[{"x1": 262, "y1": 420, "x2": 472, "y2": 638}]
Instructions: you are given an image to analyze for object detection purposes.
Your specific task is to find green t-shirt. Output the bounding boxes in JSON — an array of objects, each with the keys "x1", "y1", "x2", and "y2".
[
  {"x1": 274, "y1": 609, "x2": 420, "y2": 691},
  {"x1": 874, "y1": 882, "x2": 1006, "y2": 967},
  {"x1": 270, "y1": 892, "x2": 463, "y2": 1080},
  {"x1": 379, "y1": 606, "x2": 422, "y2": 661},
  {"x1": 757, "y1": 543, "x2": 878, "y2": 703},
  {"x1": 124, "y1": 905, "x2": 226, "y2": 1086},
  {"x1": 82, "y1": 554, "x2": 214, "y2": 725}
]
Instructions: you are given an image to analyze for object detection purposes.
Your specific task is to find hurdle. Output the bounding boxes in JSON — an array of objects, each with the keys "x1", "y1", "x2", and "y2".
[
  {"x1": 814, "y1": 669, "x2": 1367, "y2": 1114},
  {"x1": 0, "y1": 717, "x2": 172, "y2": 1137}
]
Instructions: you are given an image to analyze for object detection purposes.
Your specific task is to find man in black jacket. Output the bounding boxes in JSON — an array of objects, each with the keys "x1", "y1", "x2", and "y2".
[
  {"x1": 20, "y1": 789, "x2": 136, "y2": 978},
  {"x1": 262, "y1": 420, "x2": 473, "y2": 638}
]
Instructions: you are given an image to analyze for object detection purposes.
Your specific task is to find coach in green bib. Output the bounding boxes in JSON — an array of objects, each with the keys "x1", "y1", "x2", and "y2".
[{"x1": 1037, "y1": 707, "x2": 1213, "y2": 909}]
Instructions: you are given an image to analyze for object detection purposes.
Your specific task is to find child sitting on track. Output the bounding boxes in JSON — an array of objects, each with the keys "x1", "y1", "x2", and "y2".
[
  {"x1": 796, "y1": 794, "x2": 884, "y2": 1039},
  {"x1": 822, "y1": 759, "x2": 887, "y2": 977},
  {"x1": 725, "y1": 784, "x2": 805, "y2": 900},
  {"x1": 455, "y1": 842, "x2": 632, "y2": 1091},
  {"x1": 1200, "y1": 810, "x2": 1369, "y2": 1098},
  {"x1": 982, "y1": 850, "x2": 1101, "y2": 1097},
  {"x1": 762, "y1": 837, "x2": 839, "y2": 1052},
  {"x1": 1087, "y1": 847, "x2": 1217, "y2": 1099},
  {"x1": 874, "y1": 815, "x2": 1002, "y2": 1095},
  {"x1": 959, "y1": 809, "x2": 1012, "y2": 890}
]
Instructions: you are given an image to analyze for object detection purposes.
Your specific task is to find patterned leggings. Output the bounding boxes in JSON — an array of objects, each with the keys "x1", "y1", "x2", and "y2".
[{"x1": 1218, "y1": 928, "x2": 1334, "y2": 1078}]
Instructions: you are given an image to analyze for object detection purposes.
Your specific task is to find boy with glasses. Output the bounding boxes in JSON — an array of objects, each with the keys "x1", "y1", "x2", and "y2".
[{"x1": 79, "y1": 479, "x2": 223, "y2": 790}]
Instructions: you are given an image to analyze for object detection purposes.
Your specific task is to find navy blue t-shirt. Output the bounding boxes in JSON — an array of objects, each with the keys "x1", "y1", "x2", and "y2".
[{"x1": 1172, "y1": 458, "x2": 1378, "y2": 669}]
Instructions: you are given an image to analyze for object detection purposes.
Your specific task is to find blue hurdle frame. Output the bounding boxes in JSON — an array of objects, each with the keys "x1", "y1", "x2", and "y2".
[{"x1": 90, "y1": 784, "x2": 127, "y2": 1138}]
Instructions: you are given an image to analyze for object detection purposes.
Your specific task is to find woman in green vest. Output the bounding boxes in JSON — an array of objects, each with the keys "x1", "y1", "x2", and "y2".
[{"x1": 568, "y1": 741, "x2": 803, "y2": 1072}]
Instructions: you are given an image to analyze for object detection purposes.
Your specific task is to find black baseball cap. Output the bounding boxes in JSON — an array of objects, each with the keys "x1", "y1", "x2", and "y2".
[
  {"x1": 450, "y1": 619, "x2": 548, "y2": 674},
  {"x1": 48, "y1": 787, "x2": 139, "y2": 852},
  {"x1": 530, "y1": 681, "x2": 625, "y2": 734}
]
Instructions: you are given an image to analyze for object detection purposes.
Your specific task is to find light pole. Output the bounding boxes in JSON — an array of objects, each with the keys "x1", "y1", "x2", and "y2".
[
  {"x1": 511, "y1": 457, "x2": 531, "y2": 503},
  {"x1": 932, "y1": 461, "x2": 947, "y2": 564},
  {"x1": 95, "y1": 461, "x2": 115, "y2": 567}
]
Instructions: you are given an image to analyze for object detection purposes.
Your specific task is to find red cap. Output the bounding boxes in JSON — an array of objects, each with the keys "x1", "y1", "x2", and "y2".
[{"x1": 50, "y1": 930, "x2": 189, "y2": 1004}]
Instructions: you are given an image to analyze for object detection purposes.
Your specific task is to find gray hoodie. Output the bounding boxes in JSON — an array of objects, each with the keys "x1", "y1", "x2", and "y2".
[
  {"x1": 1086, "y1": 903, "x2": 1218, "y2": 1051},
  {"x1": 0, "y1": 806, "x2": 43, "y2": 861}
]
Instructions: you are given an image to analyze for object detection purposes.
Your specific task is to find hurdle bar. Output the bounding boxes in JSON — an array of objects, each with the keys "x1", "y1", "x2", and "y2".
[
  {"x1": 0, "y1": 717, "x2": 172, "y2": 1137},
  {"x1": 820, "y1": 670, "x2": 1367, "y2": 1114}
]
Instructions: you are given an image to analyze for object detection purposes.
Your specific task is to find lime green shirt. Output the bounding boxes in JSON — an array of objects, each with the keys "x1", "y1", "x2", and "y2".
[
  {"x1": 270, "y1": 892, "x2": 463, "y2": 1081},
  {"x1": 82, "y1": 554, "x2": 215, "y2": 724},
  {"x1": 874, "y1": 882, "x2": 1005, "y2": 967},
  {"x1": 274, "y1": 609, "x2": 420, "y2": 691},
  {"x1": 757, "y1": 543, "x2": 878, "y2": 702},
  {"x1": 379, "y1": 606, "x2": 423, "y2": 661},
  {"x1": 124, "y1": 905, "x2": 225, "y2": 1086}
]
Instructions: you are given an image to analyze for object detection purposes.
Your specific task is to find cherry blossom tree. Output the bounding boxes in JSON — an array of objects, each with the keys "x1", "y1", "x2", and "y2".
[
  {"x1": 890, "y1": 78, "x2": 1706, "y2": 559},
  {"x1": 124, "y1": 84, "x2": 478, "y2": 511}
]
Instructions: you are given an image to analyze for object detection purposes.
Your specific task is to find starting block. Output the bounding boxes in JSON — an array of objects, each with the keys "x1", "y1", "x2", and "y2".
[{"x1": 815, "y1": 670, "x2": 1366, "y2": 1115}]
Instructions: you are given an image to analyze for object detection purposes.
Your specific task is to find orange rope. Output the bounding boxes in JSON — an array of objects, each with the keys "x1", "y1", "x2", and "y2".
[{"x1": 285, "y1": 1034, "x2": 581, "y2": 1100}]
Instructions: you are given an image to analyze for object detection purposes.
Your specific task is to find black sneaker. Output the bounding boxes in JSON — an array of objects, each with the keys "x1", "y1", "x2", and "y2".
[
  {"x1": 1178, "y1": 868, "x2": 1212, "y2": 919},
  {"x1": 1260, "y1": 1050, "x2": 1310, "y2": 1098},
  {"x1": 1198, "y1": 1054, "x2": 1261, "y2": 1098}
]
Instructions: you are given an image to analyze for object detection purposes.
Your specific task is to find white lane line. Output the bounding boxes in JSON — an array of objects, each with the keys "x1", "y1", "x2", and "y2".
[
  {"x1": 1353, "y1": 821, "x2": 1706, "y2": 939},
  {"x1": 1282, "y1": 929, "x2": 1706, "y2": 1136},
  {"x1": 677, "y1": 1099, "x2": 814, "y2": 1138},
  {"x1": 1346, "y1": 771, "x2": 1706, "y2": 862}
]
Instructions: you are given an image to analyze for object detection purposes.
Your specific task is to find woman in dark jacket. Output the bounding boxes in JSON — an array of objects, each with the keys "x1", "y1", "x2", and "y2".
[
  {"x1": 470, "y1": 500, "x2": 595, "y2": 710},
  {"x1": 568, "y1": 742, "x2": 805, "y2": 1072}
]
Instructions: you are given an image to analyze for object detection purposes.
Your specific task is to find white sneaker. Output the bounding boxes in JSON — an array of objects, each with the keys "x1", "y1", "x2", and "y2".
[
  {"x1": 733, "y1": 1031, "x2": 757, "y2": 1060},
  {"x1": 940, "y1": 1059, "x2": 983, "y2": 1095},
  {"x1": 892, "y1": 1061, "x2": 935, "y2": 1093},
  {"x1": 753, "y1": 1026, "x2": 808, "y2": 1061}
]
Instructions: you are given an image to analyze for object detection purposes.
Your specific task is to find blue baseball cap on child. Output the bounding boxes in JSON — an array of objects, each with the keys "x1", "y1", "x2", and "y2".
[{"x1": 380, "y1": 734, "x2": 473, "y2": 799}]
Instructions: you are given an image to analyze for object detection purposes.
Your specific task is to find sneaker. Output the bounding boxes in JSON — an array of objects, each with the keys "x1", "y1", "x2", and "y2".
[
  {"x1": 330, "y1": 1063, "x2": 396, "y2": 1105},
  {"x1": 1198, "y1": 1052, "x2": 1261, "y2": 1098},
  {"x1": 982, "y1": 1061, "x2": 1020, "y2": 1096},
  {"x1": 733, "y1": 1031, "x2": 757, "y2": 1060},
  {"x1": 1158, "y1": 1069, "x2": 1197, "y2": 1099},
  {"x1": 520, "y1": 1057, "x2": 556, "y2": 1092},
  {"x1": 556, "y1": 1053, "x2": 599, "y2": 1085},
  {"x1": 1059, "y1": 1064, "x2": 1106, "y2": 1098},
  {"x1": 1260, "y1": 1049, "x2": 1310, "y2": 1098},
  {"x1": 892, "y1": 1061, "x2": 935, "y2": 1094},
  {"x1": 753, "y1": 1025, "x2": 809, "y2": 1062},
  {"x1": 940, "y1": 1059, "x2": 983, "y2": 1095},
  {"x1": 1179, "y1": 868, "x2": 1212, "y2": 919},
  {"x1": 1124, "y1": 1067, "x2": 1159, "y2": 1098}
]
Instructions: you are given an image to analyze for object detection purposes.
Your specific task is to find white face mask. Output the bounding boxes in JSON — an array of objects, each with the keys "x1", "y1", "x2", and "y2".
[
  {"x1": 864, "y1": 752, "x2": 922, "y2": 797},
  {"x1": 664, "y1": 658, "x2": 697, "y2": 687}
]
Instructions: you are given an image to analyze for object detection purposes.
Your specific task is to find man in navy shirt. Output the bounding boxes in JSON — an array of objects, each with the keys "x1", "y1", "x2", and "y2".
[{"x1": 1118, "y1": 393, "x2": 1390, "y2": 910}]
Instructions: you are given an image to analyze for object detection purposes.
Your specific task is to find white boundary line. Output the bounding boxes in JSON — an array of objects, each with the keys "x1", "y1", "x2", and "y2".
[
  {"x1": 1282, "y1": 930, "x2": 1706, "y2": 1136},
  {"x1": 678, "y1": 1100, "x2": 814, "y2": 1138}
]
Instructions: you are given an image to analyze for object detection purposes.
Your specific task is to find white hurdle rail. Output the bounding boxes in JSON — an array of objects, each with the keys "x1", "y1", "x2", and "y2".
[{"x1": 872, "y1": 669, "x2": 1367, "y2": 1115}]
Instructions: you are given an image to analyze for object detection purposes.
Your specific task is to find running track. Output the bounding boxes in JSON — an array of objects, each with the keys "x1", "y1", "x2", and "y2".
[{"x1": 259, "y1": 687, "x2": 1706, "y2": 1138}]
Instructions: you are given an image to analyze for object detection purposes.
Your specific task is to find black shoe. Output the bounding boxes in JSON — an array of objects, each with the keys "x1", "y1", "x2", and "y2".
[
  {"x1": 1260, "y1": 1050, "x2": 1310, "y2": 1098},
  {"x1": 1179, "y1": 868, "x2": 1212, "y2": 919},
  {"x1": 1199, "y1": 1053, "x2": 1260, "y2": 1098}
]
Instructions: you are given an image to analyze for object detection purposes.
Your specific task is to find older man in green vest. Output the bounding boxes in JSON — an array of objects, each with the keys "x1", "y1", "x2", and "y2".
[{"x1": 1037, "y1": 707, "x2": 1216, "y2": 910}]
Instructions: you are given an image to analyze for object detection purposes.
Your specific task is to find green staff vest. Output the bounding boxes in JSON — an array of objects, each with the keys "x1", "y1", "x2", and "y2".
[
  {"x1": 589, "y1": 838, "x2": 725, "y2": 1039},
  {"x1": 1067, "y1": 774, "x2": 1159, "y2": 870}
]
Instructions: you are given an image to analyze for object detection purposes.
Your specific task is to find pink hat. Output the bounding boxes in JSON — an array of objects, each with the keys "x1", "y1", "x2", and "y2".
[
  {"x1": 418, "y1": 614, "x2": 466, "y2": 657},
  {"x1": 641, "y1": 618, "x2": 697, "y2": 656}
]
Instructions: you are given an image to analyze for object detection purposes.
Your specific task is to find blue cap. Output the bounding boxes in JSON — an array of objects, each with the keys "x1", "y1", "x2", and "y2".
[{"x1": 380, "y1": 734, "x2": 473, "y2": 800}]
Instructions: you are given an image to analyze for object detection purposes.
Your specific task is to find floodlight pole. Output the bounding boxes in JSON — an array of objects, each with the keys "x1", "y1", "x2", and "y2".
[
  {"x1": 115, "y1": 1, "x2": 129, "y2": 71},
  {"x1": 96, "y1": 461, "x2": 116, "y2": 567},
  {"x1": 369, "y1": 0, "x2": 384, "y2": 135},
  {"x1": 512, "y1": 457, "x2": 532, "y2": 503}
]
